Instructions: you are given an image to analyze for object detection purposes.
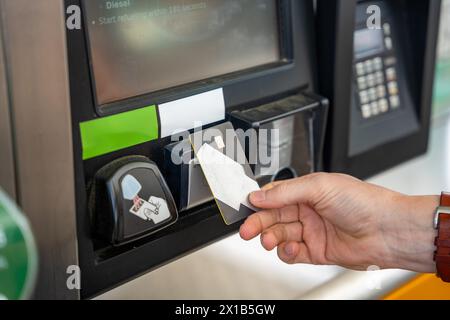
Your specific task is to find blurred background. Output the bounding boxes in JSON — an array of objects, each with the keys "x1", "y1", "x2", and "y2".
[{"x1": 435, "y1": 0, "x2": 450, "y2": 117}]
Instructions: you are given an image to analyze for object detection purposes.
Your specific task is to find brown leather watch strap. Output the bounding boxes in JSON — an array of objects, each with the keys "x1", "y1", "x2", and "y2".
[{"x1": 434, "y1": 192, "x2": 450, "y2": 282}]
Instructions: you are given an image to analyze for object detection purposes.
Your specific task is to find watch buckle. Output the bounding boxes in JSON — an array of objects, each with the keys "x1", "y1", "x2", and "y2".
[{"x1": 434, "y1": 206, "x2": 450, "y2": 229}]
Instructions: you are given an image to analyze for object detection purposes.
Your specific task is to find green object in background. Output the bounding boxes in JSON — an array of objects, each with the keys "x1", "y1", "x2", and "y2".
[
  {"x1": 434, "y1": 58, "x2": 450, "y2": 114},
  {"x1": 0, "y1": 189, "x2": 37, "y2": 300},
  {"x1": 80, "y1": 106, "x2": 159, "y2": 160}
]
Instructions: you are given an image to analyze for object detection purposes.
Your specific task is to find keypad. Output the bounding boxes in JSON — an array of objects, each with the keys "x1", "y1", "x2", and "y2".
[
  {"x1": 354, "y1": 22, "x2": 400, "y2": 120},
  {"x1": 354, "y1": 56, "x2": 400, "y2": 119}
]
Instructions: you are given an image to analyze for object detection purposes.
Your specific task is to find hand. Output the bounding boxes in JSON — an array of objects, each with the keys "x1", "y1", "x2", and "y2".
[{"x1": 239, "y1": 173, "x2": 438, "y2": 272}]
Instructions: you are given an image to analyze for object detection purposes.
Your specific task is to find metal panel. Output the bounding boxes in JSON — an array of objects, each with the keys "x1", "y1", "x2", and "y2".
[
  {"x1": 0, "y1": 3, "x2": 16, "y2": 200},
  {"x1": 0, "y1": 0, "x2": 79, "y2": 299}
]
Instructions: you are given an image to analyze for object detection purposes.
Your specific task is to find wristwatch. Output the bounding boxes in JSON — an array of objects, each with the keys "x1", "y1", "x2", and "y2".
[{"x1": 434, "y1": 192, "x2": 450, "y2": 282}]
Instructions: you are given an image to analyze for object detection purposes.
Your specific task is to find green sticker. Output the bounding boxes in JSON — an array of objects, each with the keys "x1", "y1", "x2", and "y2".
[
  {"x1": 0, "y1": 189, "x2": 38, "y2": 300},
  {"x1": 80, "y1": 106, "x2": 159, "y2": 160}
]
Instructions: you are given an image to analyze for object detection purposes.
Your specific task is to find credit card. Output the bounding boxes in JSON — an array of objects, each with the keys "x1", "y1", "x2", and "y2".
[{"x1": 190, "y1": 122, "x2": 260, "y2": 225}]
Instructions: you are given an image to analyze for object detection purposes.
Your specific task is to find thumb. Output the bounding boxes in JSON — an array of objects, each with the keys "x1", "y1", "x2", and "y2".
[{"x1": 249, "y1": 174, "x2": 323, "y2": 209}]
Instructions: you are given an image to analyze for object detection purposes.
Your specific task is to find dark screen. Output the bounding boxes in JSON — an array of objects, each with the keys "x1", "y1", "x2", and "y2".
[
  {"x1": 354, "y1": 28, "x2": 385, "y2": 59},
  {"x1": 84, "y1": 0, "x2": 281, "y2": 105}
]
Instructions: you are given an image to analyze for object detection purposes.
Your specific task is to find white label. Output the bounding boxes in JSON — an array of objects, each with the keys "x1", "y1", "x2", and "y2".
[{"x1": 159, "y1": 88, "x2": 225, "y2": 138}]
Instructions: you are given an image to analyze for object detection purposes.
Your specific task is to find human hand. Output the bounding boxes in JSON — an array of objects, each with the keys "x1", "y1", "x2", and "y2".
[{"x1": 239, "y1": 173, "x2": 438, "y2": 272}]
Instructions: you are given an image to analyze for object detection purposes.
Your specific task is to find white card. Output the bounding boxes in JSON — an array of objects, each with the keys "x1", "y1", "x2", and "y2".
[{"x1": 196, "y1": 143, "x2": 260, "y2": 212}]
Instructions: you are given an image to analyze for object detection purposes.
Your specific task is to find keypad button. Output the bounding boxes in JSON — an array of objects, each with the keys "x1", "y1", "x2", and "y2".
[
  {"x1": 379, "y1": 98, "x2": 389, "y2": 113},
  {"x1": 386, "y1": 67, "x2": 397, "y2": 81},
  {"x1": 362, "y1": 104, "x2": 372, "y2": 119},
  {"x1": 385, "y1": 37, "x2": 393, "y2": 50},
  {"x1": 366, "y1": 74, "x2": 376, "y2": 88},
  {"x1": 375, "y1": 71, "x2": 385, "y2": 85},
  {"x1": 357, "y1": 77, "x2": 367, "y2": 90},
  {"x1": 373, "y1": 57, "x2": 383, "y2": 71},
  {"x1": 359, "y1": 90, "x2": 369, "y2": 104},
  {"x1": 390, "y1": 95, "x2": 400, "y2": 109},
  {"x1": 384, "y1": 57, "x2": 397, "y2": 67},
  {"x1": 388, "y1": 82, "x2": 399, "y2": 96},
  {"x1": 365, "y1": 60, "x2": 374, "y2": 74},
  {"x1": 368, "y1": 88, "x2": 377, "y2": 102},
  {"x1": 371, "y1": 101, "x2": 380, "y2": 116},
  {"x1": 383, "y1": 23, "x2": 391, "y2": 36},
  {"x1": 377, "y1": 85, "x2": 386, "y2": 98},
  {"x1": 356, "y1": 62, "x2": 365, "y2": 76}
]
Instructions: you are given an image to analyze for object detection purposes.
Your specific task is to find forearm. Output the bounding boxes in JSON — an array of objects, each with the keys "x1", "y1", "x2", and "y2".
[{"x1": 380, "y1": 194, "x2": 439, "y2": 272}]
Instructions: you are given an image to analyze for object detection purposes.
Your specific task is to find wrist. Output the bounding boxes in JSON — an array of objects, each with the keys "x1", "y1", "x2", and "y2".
[{"x1": 380, "y1": 194, "x2": 438, "y2": 272}]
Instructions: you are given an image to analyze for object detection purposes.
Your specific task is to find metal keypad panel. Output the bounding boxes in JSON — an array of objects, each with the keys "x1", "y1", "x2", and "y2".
[{"x1": 354, "y1": 23, "x2": 401, "y2": 120}]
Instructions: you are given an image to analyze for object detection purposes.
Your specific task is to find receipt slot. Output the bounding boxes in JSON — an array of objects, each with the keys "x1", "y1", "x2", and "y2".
[
  {"x1": 229, "y1": 93, "x2": 328, "y2": 183},
  {"x1": 90, "y1": 157, "x2": 178, "y2": 245}
]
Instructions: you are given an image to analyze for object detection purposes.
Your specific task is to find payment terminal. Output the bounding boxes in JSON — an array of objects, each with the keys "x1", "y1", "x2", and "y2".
[{"x1": 317, "y1": 0, "x2": 441, "y2": 178}]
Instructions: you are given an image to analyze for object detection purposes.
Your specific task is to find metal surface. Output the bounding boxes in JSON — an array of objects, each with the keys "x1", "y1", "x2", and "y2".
[
  {"x1": 0, "y1": 0, "x2": 79, "y2": 299},
  {"x1": 434, "y1": 207, "x2": 450, "y2": 228},
  {"x1": 0, "y1": 4, "x2": 16, "y2": 200},
  {"x1": 187, "y1": 159, "x2": 213, "y2": 209}
]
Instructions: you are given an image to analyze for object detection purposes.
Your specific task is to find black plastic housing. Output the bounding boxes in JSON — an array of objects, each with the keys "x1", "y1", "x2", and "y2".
[
  {"x1": 317, "y1": 0, "x2": 441, "y2": 179},
  {"x1": 89, "y1": 156, "x2": 178, "y2": 245},
  {"x1": 65, "y1": 0, "x2": 320, "y2": 298}
]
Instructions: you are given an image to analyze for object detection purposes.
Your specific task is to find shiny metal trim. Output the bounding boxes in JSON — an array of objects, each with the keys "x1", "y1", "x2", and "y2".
[
  {"x1": 434, "y1": 207, "x2": 450, "y2": 229},
  {"x1": 1, "y1": 0, "x2": 79, "y2": 299},
  {"x1": 0, "y1": 3, "x2": 16, "y2": 200}
]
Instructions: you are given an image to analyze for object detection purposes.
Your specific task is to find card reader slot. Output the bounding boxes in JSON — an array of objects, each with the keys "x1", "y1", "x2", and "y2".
[{"x1": 228, "y1": 92, "x2": 328, "y2": 182}]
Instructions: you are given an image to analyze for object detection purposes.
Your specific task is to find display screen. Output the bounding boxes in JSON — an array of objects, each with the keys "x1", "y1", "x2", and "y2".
[
  {"x1": 83, "y1": 0, "x2": 281, "y2": 105},
  {"x1": 354, "y1": 28, "x2": 385, "y2": 59}
]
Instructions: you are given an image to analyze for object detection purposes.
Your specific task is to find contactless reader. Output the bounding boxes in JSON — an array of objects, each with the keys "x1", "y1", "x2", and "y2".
[{"x1": 90, "y1": 156, "x2": 178, "y2": 246}]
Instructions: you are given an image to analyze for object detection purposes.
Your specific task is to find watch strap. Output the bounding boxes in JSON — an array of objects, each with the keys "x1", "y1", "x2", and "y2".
[{"x1": 434, "y1": 192, "x2": 450, "y2": 282}]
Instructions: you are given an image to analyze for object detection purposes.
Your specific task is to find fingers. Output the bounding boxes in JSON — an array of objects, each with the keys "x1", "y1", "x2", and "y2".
[
  {"x1": 261, "y1": 181, "x2": 283, "y2": 191},
  {"x1": 249, "y1": 174, "x2": 326, "y2": 210},
  {"x1": 277, "y1": 242, "x2": 312, "y2": 265},
  {"x1": 260, "y1": 222, "x2": 303, "y2": 251},
  {"x1": 239, "y1": 206, "x2": 299, "y2": 240}
]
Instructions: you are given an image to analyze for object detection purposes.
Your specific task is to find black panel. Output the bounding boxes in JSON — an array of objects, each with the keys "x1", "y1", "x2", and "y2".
[
  {"x1": 318, "y1": 0, "x2": 441, "y2": 179},
  {"x1": 65, "y1": 0, "x2": 318, "y2": 298}
]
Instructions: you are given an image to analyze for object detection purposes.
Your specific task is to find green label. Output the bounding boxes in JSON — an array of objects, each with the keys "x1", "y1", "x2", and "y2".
[
  {"x1": 80, "y1": 106, "x2": 159, "y2": 160},
  {"x1": 0, "y1": 189, "x2": 37, "y2": 300}
]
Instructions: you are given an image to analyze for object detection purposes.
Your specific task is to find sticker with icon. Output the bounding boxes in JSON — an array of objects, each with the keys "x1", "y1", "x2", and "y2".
[{"x1": 121, "y1": 174, "x2": 171, "y2": 224}]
